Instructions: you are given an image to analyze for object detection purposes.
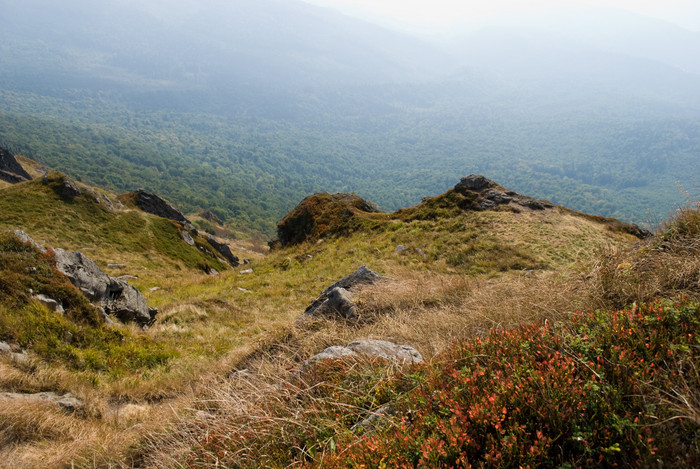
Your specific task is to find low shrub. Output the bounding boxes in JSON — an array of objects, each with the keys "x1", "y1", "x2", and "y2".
[{"x1": 320, "y1": 300, "x2": 699, "y2": 468}]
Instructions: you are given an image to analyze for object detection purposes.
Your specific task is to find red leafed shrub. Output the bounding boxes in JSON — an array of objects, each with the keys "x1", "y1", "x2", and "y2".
[{"x1": 319, "y1": 300, "x2": 700, "y2": 468}]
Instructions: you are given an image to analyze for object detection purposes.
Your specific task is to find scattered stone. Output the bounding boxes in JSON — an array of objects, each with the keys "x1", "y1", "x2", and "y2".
[
  {"x1": 149, "y1": 287, "x2": 161, "y2": 292},
  {"x1": 304, "y1": 266, "x2": 382, "y2": 317},
  {"x1": 0, "y1": 341, "x2": 26, "y2": 363},
  {"x1": 240, "y1": 268, "x2": 254, "y2": 275},
  {"x1": 0, "y1": 392, "x2": 84, "y2": 413},
  {"x1": 237, "y1": 287, "x2": 251, "y2": 293},
  {"x1": 93, "y1": 192, "x2": 123, "y2": 212},
  {"x1": 205, "y1": 235, "x2": 240, "y2": 266},
  {"x1": 208, "y1": 268, "x2": 219, "y2": 276},
  {"x1": 415, "y1": 248, "x2": 427, "y2": 259},
  {"x1": 117, "y1": 275, "x2": 138, "y2": 280},
  {"x1": 395, "y1": 245, "x2": 410, "y2": 253},
  {"x1": 108, "y1": 264, "x2": 126, "y2": 269},
  {"x1": 181, "y1": 230, "x2": 195, "y2": 246},
  {"x1": 34, "y1": 294, "x2": 64, "y2": 314}
]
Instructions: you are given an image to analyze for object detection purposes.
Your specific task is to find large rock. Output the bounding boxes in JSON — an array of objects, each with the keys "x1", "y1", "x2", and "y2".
[
  {"x1": 127, "y1": 189, "x2": 191, "y2": 225},
  {"x1": 53, "y1": 248, "x2": 157, "y2": 327},
  {"x1": 0, "y1": 146, "x2": 31, "y2": 183},
  {"x1": 304, "y1": 266, "x2": 382, "y2": 318}
]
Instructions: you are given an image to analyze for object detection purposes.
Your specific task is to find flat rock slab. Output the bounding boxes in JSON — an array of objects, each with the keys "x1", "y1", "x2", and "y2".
[{"x1": 304, "y1": 339, "x2": 424, "y2": 369}]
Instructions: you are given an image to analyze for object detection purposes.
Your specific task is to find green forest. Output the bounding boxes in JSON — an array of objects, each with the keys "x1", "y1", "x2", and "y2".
[{"x1": 1, "y1": 86, "x2": 698, "y2": 237}]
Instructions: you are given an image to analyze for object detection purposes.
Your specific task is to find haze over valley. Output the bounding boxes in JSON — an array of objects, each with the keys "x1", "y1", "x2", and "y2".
[{"x1": 1, "y1": 0, "x2": 699, "y2": 234}]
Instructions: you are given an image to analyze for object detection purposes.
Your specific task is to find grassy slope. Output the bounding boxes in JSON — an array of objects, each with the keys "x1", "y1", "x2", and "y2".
[{"x1": 0, "y1": 171, "x2": 665, "y2": 468}]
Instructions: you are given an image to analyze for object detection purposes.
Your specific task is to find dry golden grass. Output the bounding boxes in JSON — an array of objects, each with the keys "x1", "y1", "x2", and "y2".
[
  {"x1": 585, "y1": 204, "x2": 700, "y2": 310},
  {"x1": 1, "y1": 176, "x2": 651, "y2": 468}
]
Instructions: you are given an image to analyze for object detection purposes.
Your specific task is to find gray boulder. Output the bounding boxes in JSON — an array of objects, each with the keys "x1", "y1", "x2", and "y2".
[
  {"x1": 346, "y1": 340, "x2": 424, "y2": 364},
  {"x1": 54, "y1": 249, "x2": 113, "y2": 302},
  {"x1": 304, "y1": 266, "x2": 382, "y2": 317},
  {"x1": 181, "y1": 230, "x2": 195, "y2": 246},
  {"x1": 311, "y1": 287, "x2": 357, "y2": 319},
  {"x1": 54, "y1": 248, "x2": 156, "y2": 328}
]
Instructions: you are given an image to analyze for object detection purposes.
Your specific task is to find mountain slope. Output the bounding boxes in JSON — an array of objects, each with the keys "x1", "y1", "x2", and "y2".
[{"x1": 0, "y1": 170, "x2": 653, "y2": 467}]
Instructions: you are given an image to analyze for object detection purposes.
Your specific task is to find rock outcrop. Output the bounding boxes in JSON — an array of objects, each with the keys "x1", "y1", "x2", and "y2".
[
  {"x1": 126, "y1": 189, "x2": 191, "y2": 225},
  {"x1": 304, "y1": 266, "x2": 383, "y2": 318},
  {"x1": 0, "y1": 146, "x2": 31, "y2": 183},
  {"x1": 205, "y1": 235, "x2": 240, "y2": 267},
  {"x1": 13, "y1": 230, "x2": 47, "y2": 253},
  {"x1": 53, "y1": 248, "x2": 157, "y2": 328},
  {"x1": 453, "y1": 174, "x2": 554, "y2": 212},
  {"x1": 275, "y1": 192, "x2": 381, "y2": 247}
]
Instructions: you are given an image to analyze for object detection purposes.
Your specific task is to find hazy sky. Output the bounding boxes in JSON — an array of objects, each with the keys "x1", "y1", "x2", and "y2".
[{"x1": 302, "y1": 0, "x2": 700, "y2": 33}]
